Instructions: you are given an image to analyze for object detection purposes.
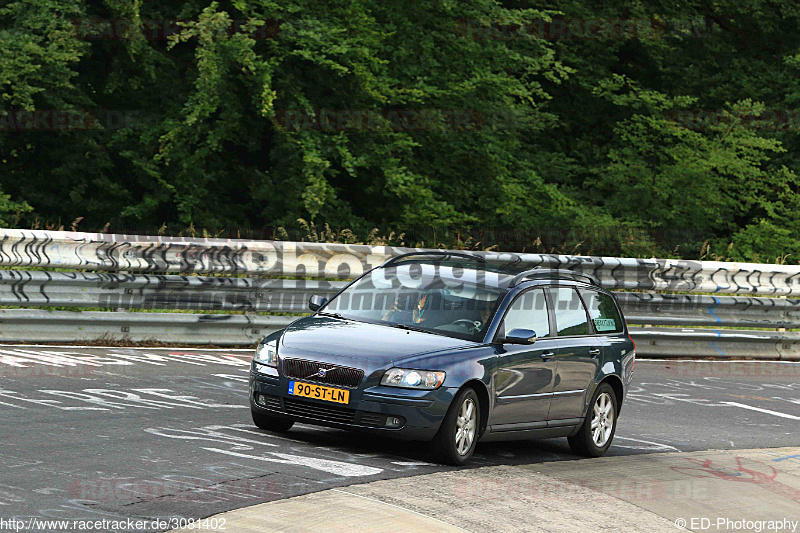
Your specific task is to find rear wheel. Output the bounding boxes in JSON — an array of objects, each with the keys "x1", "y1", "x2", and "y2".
[
  {"x1": 431, "y1": 388, "x2": 480, "y2": 465},
  {"x1": 251, "y1": 408, "x2": 294, "y2": 432},
  {"x1": 568, "y1": 383, "x2": 617, "y2": 457}
]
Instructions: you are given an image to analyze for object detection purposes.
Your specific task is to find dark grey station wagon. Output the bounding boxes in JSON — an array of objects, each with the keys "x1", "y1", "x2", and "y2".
[{"x1": 249, "y1": 252, "x2": 636, "y2": 465}]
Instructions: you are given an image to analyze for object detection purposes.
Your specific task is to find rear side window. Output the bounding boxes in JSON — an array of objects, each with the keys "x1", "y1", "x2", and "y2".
[
  {"x1": 580, "y1": 290, "x2": 625, "y2": 334},
  {"x1": 501, "y1": 289, "x2": 551, "y2": 338},
  {"x1": 547, "y1": 287, "x2": 590, "y2": 336}
]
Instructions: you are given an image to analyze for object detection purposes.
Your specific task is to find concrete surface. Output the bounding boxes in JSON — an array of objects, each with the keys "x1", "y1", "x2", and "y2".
[{"x1": 191, "y1": 446, "x2": 800, "y2": 532}]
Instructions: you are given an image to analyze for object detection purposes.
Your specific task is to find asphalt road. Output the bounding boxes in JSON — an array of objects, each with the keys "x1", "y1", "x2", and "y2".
[{"x1": 0, "y1": 346, "x2": 798, "y2": 532}]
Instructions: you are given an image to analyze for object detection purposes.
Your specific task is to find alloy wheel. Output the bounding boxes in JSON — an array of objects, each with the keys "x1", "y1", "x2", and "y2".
[
  {"x1": 455, "y1": 398, "x2": 477, "y2": 456},
  {"x1": 591, "y1": 392, "x2": 614, "y2": 447}
]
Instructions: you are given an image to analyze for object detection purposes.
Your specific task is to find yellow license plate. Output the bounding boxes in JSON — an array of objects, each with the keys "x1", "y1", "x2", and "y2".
[{"x1": 288, "y1": 381, "x2": 349, "y2": 404}]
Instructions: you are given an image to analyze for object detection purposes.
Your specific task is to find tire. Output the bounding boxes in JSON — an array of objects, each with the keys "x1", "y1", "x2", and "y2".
[
  {"x1": 568, "y1": 382, "x2": 617, "y2": 457},
  {"x1": 431, "y1": 388, "x2": 480, "y2": 466},
  {"x1": 251, "y1": 408, "x2": 294, "y2": 432}
]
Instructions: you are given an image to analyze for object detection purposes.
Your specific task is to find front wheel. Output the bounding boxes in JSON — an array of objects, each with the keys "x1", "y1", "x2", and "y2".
[
  {"x1": 568, "y1": 383, "x2": 617, "y2": 457},
  {"x1": 251, "y1": 408, "x2": 294, "y2": 432},
  {"x1": 431, "y1": 388, "x2": 480, "y2": 465}
]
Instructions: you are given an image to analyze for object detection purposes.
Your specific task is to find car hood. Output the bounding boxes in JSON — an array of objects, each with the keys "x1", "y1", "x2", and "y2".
[{"x1": 278, "y1": 315, "x2": 475, "y2": 369}]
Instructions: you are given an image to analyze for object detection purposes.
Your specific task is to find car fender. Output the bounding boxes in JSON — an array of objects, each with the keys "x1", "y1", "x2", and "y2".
[{"x1": 582, "y1": 357, "x2": 626, "y2": 419}]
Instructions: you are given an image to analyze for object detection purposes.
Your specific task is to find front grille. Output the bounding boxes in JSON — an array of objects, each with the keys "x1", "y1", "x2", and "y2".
[
  {"x1": 282, "y1": 358, "x2": 364, "y2": 388},
  {"x1": 283, "y1": 397, "x2": 356, "y2": 424}
]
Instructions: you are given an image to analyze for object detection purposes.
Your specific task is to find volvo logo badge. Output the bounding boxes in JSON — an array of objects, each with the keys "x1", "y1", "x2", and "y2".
[{"x1": 306, "y1": 367, "x2": 335, "y2": 380}]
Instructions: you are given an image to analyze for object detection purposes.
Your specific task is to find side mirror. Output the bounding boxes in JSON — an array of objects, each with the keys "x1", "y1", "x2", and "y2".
[
  {"x1": 308, "y1": 295, "x2": 328, "y2": 312},
  {"x1": 504, "y1": 328, "x2": 537, "y2": 345}
]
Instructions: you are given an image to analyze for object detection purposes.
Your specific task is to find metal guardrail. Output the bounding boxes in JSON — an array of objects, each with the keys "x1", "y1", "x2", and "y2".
[
  {"x1": 0, "y1": 230, "x2": 798, "y2": 358},
  {"x1": 3, "y1": 270, "x2": 800, "y2": 328},
  {"x1": 630, "y1": 327, "x2": 800, "y2": 360},
  {"x1": 0, "y1": 308, "x2": 795, "y2": 359},
  {"x1": 0, "y1": 309, "x2": 291, "y2": 346},
  {"x1": 2, "y1": 229, "x2": 800, "y2": 294},
  {"x1": 616, "y1": 293, "x2": 800, "y2": 328},
  {"x1": 1, "y1": 269, "x2": 798, "y2": 358},
  {"x1": 0, "y1": 270, "x2": 342, "y2": 313}
]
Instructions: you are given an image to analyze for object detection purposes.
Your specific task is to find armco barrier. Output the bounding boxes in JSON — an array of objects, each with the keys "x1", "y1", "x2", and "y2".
[
  {"x1": 0, "y1": 309, "x2": 795, "y2": 359},
  {"x1": 0, "y1": 229, "x2": 798, "y2": 356},
  {"x1": 0, "y1": 270, "x2": 343, "y2": 313},
  {"x1": 0, "y1": 309, "x2": 291, "y2": 345},
  {"x1": 630, "y1": 327, "x2": 800, "y2": 361},
  {"x1": 615, "y1": 293, "x2": 800, "y2": 328},
  {"x1": 3, "y1": 270, "x2": 800, "y2": 328},
  {"x1": 2, "y1": 229, "x2": 800, "y2": 294}
]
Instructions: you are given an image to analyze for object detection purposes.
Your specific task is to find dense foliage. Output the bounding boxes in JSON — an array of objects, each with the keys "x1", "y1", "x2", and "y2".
[{"x1": 2, "y1": 0, "x2": 800, "y2": 261}]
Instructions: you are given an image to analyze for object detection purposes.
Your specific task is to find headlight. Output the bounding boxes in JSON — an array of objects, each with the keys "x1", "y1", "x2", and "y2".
[
  {"x1": 380, "y1": 368, "x2": 445, "y2": 390},
  {"x1": 254, "y1": 341, "x2": 278, "y2": 367}
]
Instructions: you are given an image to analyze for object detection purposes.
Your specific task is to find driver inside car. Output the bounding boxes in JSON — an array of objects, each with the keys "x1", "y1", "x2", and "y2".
[
  {"x1": 383, "y1": 289, "x2": 446, "y2": 326},
  {"x1": 383, "y1": 289, "x2": 494, "y2": 334},
  {"x1": 474, "y1": 300, "x2": 493, "y2": 331}
]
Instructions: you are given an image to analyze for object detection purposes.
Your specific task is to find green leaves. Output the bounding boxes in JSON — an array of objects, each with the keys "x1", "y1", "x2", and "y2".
[
  {"x1": 595, "y1": 89, "x2": 793, "y2": 236},
  {"x1": 3, "y1": 0, "x2": 800, "y2": 262},
  {"x1": 0, "y1": 188, "x2": 31, "y2": 228},
  {"x1": 0, "y1": 0, "x2": 87, "y2": 109}
]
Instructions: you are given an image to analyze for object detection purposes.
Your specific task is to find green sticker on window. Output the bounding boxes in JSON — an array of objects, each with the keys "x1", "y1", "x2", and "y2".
[{"x1": 593, "y1": 318, "x2": 616, "y2": 332}]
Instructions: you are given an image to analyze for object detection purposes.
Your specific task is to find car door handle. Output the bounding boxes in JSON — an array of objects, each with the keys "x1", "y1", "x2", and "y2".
[
  {"x1": 540, "y1": 351, "x2": 555, "y2": 360},
  {"x1": 588, "y1": 348, "x2": 601, "y2": 357}
]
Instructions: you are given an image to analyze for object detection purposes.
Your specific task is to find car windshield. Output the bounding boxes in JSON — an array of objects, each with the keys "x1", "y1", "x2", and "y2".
[{"x1": 320, "y1": 263, "x2": 508, "y2": 341}]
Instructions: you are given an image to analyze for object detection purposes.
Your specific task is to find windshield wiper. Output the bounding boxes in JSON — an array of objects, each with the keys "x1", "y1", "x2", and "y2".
[
  {"x1": 387, "y1": 323, "x2": 435, "y2": 335},
  {"x1": 318, "y1": 311, "x2": 345, "y2": 319}
]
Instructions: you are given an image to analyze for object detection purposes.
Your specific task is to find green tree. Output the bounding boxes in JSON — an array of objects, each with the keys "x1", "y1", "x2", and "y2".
[{"x1": 3, "y1": 0, "x2": 800, "y2": 262}]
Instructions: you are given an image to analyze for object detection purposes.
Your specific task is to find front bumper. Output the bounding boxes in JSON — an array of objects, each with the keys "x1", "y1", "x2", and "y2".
[{"x1": 249, "y1": 368, "x2": 456, "y2": 441}]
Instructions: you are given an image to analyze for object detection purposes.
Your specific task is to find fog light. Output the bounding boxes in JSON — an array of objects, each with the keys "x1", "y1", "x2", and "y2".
[
  {"x1": 256, "y1": 394, "x2": 266, "y2": 407},
  {"x1": 385, "y1": 416, "x2": 404, "y2": 428}
]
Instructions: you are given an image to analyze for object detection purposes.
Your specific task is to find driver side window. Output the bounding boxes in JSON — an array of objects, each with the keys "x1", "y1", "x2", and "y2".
[{"x1": 501, "y1": 289, "x2": 550, "y2": 338}]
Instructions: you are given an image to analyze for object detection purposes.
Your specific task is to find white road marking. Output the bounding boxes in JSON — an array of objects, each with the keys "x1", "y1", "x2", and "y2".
[
  {"x1": 133, "y1": 388, "x2": 246, "y2": 409},
  {"x1": 0, "y1": 388, "x2": 245, "y2": 411},
  {"x1": 32, "y1": 488, "x2": 62, "y2": 495},
  {"x1": 650, "y1": 393, "x2": 728, "y2": 407},
  {"x1": 0, "y1": 344, "x2": 251, "y2": 352},
  {"x1": 202, "y1": 448, "x2": 383, "y2": 477},
  {"x1": 613, "y1": 437, "x2": 679, "y2": 452},
  {"x1": 722, "y1": 401, "x2": 800, "y2": 420},
  {"x1": 220, "y1": 426, "x2": 284, "y2": 438},
  {"x1": 213, "y1": 373, "x2": 250, "y2": 382},
  {"x1": 145, "y1": 426, "x2": 279, "y2": 449},
  {"x1": 0, "y1": 348, "x2": 252, "y2": 370}
]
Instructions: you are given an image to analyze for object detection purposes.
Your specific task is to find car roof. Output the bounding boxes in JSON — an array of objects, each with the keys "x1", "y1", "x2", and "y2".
[
  {"x1": 379, "y1": 259, "x2": 516, "y2": 289},
  {"x1": 382, "y1": 256, "x2": 527, "y2": 274},
  {"x1": 380, "y1": 257, "x2": 604, "y2": 291}
]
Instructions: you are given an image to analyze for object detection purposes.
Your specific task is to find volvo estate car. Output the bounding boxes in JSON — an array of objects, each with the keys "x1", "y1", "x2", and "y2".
[{"x1": 249, "y1": 252, "x2": 635, "y2": 465}]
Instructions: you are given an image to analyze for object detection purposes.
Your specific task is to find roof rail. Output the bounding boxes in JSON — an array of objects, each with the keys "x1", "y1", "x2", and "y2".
[
  {"x1": 381, "y1": 251, "x2": 486, "y2": 268},
  {"x1": 510, "y1": 268, "x2": 598, "y2": 287}
]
